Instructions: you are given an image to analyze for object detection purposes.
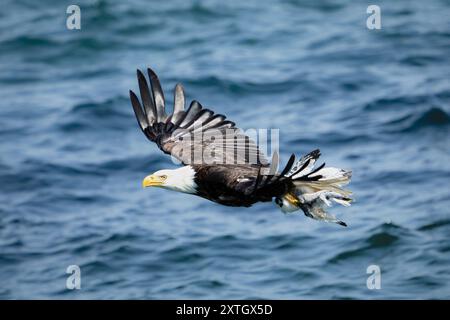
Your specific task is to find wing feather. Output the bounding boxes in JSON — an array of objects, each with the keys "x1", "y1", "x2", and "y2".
[
  {"x1": 129, "y1": 90, "x2": 148, "y2": 134},
  {"x1": 129, "y1": 68, "x2": 268, "y2": 166},
  {"x1": 137, "y1": 70, "x2": 156, "y2": 124},
  {"x1": 171, "y1": 84, "x2": 185, "y2": 124},
  {"x1": 147, "y1": 68, "x2": 167, "y2": 123},
  {"x1": 179, "y1": 101, "x2": 203, "y2": 128}
]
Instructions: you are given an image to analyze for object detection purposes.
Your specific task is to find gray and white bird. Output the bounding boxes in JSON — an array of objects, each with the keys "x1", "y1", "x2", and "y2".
[{"x1": 130, "y1": 68, "x2": 353, "y2": 226}]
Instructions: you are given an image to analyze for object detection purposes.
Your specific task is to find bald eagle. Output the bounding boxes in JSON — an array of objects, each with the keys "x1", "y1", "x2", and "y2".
[{"x1": 129, "y1": 68, "x2": 353, "y2": 226}]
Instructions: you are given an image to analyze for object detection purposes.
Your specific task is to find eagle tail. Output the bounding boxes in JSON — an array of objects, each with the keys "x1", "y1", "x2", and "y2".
[{"x1": 284, "y1": 150, "x2": 353, "y2": 226}]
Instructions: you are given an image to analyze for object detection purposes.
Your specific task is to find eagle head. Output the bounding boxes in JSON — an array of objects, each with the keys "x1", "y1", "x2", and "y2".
[{"x1": 142, "y1": 166, "x2": 197, "y2": 194}]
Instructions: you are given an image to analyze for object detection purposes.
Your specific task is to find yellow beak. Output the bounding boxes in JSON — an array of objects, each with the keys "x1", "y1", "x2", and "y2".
[{"x1": 142, "y1": 175, "x2": 164, "y2": 188}]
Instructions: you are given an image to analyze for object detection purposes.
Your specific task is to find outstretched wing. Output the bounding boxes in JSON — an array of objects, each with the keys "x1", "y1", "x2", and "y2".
[{"x1": 130, "y1": 68, "x2": 269, "y2": 166}]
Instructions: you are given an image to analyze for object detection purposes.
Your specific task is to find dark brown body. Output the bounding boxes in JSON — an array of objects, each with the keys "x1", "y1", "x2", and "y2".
[{"x1": 192, "y1": 164, "x2": 290, "y2": 207}]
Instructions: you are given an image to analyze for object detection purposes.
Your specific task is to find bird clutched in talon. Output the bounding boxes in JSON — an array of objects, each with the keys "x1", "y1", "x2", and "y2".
[{"x1": 129, "y1": 68, "x2": 353, "y2": 227}]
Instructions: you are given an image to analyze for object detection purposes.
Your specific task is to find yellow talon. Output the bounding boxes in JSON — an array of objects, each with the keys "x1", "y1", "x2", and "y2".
[{"x1": 284, "y1": 193, "x2": 300, "y2": 207}]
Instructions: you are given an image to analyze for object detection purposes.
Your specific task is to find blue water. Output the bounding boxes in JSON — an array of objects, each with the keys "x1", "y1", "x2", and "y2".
[{"x1": 1, "y1": 0, "x2": 449, "y2": 299}]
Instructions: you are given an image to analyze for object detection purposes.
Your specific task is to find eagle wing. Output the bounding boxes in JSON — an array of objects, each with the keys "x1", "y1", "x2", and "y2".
[{"x1": 130, "y1": 68, "x2": 269, "y2": 166}]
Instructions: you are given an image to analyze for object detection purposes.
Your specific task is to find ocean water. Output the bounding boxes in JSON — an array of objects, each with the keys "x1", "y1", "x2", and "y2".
[{"x1": 0, "y1": 0, "x2": 449, "y2": 299}]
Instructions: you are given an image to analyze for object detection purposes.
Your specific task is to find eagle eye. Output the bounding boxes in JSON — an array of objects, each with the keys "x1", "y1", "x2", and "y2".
[{"x1": 160, "y1": 175, "x2": 167, "y2": 180}]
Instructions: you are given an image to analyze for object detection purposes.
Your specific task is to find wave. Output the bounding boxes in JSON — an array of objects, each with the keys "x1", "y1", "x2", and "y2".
[
  {"x1": 183, "y1": 75, "x2": 299, "y2": 95},
  {"x1": 57, "y1": 96, "x2": 131, "y2": 133},
  {"x1": 163, "y1": 2, "x2": 235, "y2": 19},
  {"x1": 418, "y1": 219, "x2": 450, "y2": 232},
  {"x1": 95, "y1": 154, "x2": 165, "y2": 173},
  {"x1": 291, "y1": 132, "x2": 375, "y2": 147},
  {"x1": 0, "y1": 35, "x2": 57, "y2": 51},
  {"x1": 409, "y1": 107, "x2": 450, "y2": 127},
  {"x1": 328, "y1": 222, "x2": 410, "y2": 264},
  {"x1": 382, "y1": 107, "x2": 450, "y2": 133},
  {"x1": 69, "y1": 96, "x2": 129, "y2": 118},
  {"x1": 364, "y1": 95, "x2": 431, "y2": 111}
]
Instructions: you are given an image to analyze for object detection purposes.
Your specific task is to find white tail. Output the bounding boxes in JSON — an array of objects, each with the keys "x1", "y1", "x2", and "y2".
[
  {"x1": 294, "y1": 164, "x2": 352, "y2": 226},
  {"x1": 278, "y1": 150, "x2": 353, "y2": 226}
]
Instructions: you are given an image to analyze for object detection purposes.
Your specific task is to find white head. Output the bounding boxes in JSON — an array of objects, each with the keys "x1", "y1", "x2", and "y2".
[{"x1": 142, "y1": 166, "x2": 197, "y2": 194}]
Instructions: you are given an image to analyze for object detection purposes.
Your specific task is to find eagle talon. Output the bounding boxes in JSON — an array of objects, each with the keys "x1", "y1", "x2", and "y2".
[{"x1": 284, "y1": 193, "x2": 300, "y2": 207}]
